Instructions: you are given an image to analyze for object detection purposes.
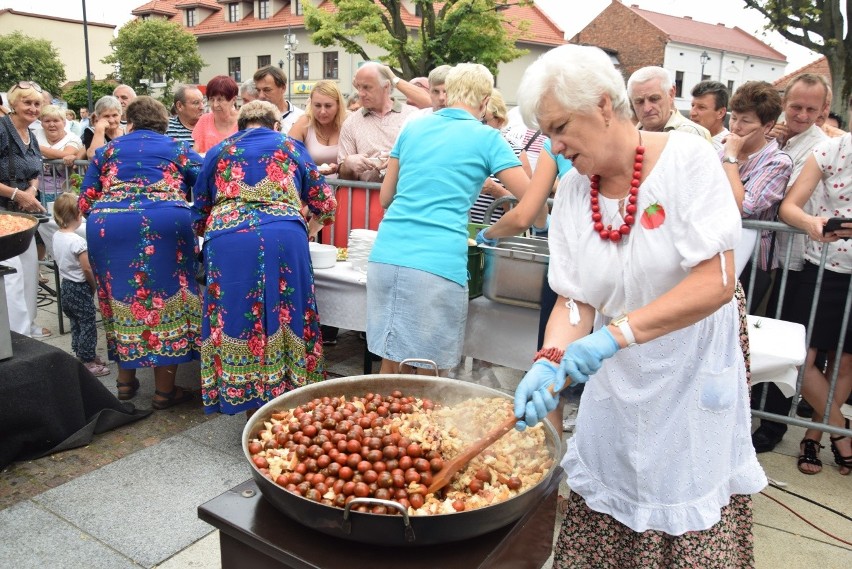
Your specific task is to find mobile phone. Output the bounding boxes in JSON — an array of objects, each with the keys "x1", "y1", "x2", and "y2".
[{"x1": 823, "y1": 217, "x2": 852, "y2": 235}]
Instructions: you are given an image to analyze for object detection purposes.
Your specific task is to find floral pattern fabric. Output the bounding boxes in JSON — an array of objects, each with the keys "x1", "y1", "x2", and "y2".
[
  {"x1": 192, "y1": 128, "x2": 336, "y2": 415},
  {"x1": 79, "y1": 130, "x2": 203, "y2": 368},
  {"x1": 553, "y1": 492, "x2": 754, "y2": 568}
]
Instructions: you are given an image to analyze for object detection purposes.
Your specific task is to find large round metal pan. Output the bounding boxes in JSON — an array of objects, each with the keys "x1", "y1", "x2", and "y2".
[
  {"x1": 0, "y1": 211, "x2": 38, "y2": 262},
  {"x1": 242, "y1": 373, "x2": 562, "y2": 546}
]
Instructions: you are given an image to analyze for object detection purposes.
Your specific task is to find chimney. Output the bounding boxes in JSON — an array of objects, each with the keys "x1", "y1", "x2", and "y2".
[
  {"x1": 684, "y1": 16, "x2": 692, "y2": 20},
  {"x1": 718, "y1": 23, "x2": 725, "y2": 26}
]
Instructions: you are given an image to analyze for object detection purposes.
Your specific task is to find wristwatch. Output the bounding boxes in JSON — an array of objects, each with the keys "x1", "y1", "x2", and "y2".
[
  {"x1": 392, "y1": 76, "x2": 401, "y2": 87},
  {"x1": 611, "y1": 315, "x2": 637, "y2": 347},
  {"x1": 722, "y1": 156, "x2": 738, "y2": 165}
]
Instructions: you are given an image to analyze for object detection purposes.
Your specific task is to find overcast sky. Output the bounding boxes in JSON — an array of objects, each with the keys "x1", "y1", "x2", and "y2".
[{"x1": 2, "y1": 0, "x2": 824, "y2": 72}]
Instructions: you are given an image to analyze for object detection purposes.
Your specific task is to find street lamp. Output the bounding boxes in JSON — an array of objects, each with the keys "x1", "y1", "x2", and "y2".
[
  {"x1": 283, "y1": 27, "x2": 299, "y2": 103},
  {"x1": 699, "y1": 51, "x2": 710, "y2": 79}
]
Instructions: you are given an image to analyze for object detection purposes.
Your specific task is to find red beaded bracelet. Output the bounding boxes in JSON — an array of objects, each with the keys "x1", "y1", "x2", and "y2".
[{"x1": 533, "y1": 346, "x2": 564, "y2": 364}]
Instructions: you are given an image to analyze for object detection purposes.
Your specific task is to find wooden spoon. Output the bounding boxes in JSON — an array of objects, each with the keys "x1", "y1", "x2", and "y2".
[
  {"x1": 427, "y1": 383, "x2": 565, "y2": 495},
  {"x1": 426, "y1": 413, "x2": 518, "y2": 495}
]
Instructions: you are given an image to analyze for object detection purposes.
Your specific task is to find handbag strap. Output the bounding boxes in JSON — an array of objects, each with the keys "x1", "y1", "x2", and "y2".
[
  {"x1": 522, "y1": 130, "x2": 542, "y2": 152},
  {"x1": 2, "y1": 118, "x2": 17, "y2": 185}
]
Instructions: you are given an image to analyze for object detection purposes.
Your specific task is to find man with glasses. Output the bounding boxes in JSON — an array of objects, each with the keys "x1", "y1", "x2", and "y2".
[{"x1": 166, "y1": 84, "x2": 204, "y2": 143}]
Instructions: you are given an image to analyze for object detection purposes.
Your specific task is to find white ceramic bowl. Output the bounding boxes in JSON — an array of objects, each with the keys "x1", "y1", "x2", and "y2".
[{"x1": 309, "y1": 242, "x2": 338, "y2": 269}]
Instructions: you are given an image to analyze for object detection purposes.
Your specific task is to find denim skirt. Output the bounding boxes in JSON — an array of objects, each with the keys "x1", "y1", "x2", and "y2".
[{"x1": 366, "y1": 262, "x2": 467, "y2": 369}]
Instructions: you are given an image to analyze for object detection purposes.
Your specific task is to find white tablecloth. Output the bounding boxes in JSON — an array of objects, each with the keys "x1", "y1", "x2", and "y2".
[
  {"x1": 312, "y1": 262, "x2": 540, "y2": 369},
  {"x1": 312, "y1": 262, "x2": 809, "y2": 386},
  {"x1": 747, "y1": 315, "x2": 806, "y2": 397}
]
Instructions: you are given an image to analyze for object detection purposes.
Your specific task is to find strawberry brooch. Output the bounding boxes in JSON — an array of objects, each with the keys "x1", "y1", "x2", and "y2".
[{"x1": 640, "y1": 202, "x2": 666, "y2": 229}]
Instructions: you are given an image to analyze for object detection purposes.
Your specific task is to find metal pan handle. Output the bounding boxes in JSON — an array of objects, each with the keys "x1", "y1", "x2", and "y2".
[
  {"x1": 398, "y1": 358, "x2": 439, "y2": 376},
  {"x1": 342, "y1": 498, "x2": 416, "y2": 542}
]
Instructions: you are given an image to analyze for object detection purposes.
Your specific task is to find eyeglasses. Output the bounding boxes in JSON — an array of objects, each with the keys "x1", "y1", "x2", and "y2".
[{"x1": 10, "y1": 81, "x2": 43, "y2": 93}]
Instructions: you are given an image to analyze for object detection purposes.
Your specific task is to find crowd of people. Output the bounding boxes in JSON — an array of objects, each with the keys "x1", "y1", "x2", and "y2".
[{"x1": 2, "y1": 44, "x2": 851, "y2": 566}]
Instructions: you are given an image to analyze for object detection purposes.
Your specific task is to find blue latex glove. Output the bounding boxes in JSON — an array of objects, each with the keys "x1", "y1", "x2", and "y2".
[
  {"x1": 475, "y1": 227, "x2": 498, "y2": 247},
  {"x1": 557, "y1": 327, "x2": 620, "y2": 386},
  {"x1": 513, "y1": 360, "x2": 565, "y2": 431}
]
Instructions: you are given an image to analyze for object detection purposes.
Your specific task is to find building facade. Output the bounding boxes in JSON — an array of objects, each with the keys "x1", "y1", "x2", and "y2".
[
  {"x1": 130, "y1": 0, "x2": 565, "y2": 106},
  {"x1": 0, "y1": 9, "x2": 116, "y2": 85},
  {"x1": 572, "y1": 1, "x2": 787, "y2": 112}
]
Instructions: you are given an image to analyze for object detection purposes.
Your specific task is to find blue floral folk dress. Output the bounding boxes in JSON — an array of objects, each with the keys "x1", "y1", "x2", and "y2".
[
  {"x1": 192, "y1": 128, "x2": 336, "y2": 415},
  {"x1": 78, "y1": 130, "x2": 203, "y2": 368}
]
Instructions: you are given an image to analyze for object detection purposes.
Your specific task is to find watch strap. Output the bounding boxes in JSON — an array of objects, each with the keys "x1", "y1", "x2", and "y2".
[{"x1": 612, "y1": 315, "x2": 637, "y2": 346}]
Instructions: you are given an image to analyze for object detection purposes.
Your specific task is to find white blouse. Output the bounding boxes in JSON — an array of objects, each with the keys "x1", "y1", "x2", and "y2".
[
  {"x1": 550, "y1": 132, "x2": 766, "y2": 535},
  {"x1": 807, "y1": 132, "x2": 852, "y2": 274}
]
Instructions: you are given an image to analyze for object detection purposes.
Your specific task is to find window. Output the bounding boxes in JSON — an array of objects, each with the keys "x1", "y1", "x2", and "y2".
[
  {"x1": 140, "y1": 14, "x2": 149, "y2": 20},
  {"x1": 228, "y1": 57, "x2": 242, "y2": 82},
  {"x1": 294, "y1": 0, "x2": 303, "y2": 15},
  {"x1": 295, "y1": 53, "x2": 309, "y2": 80},
  {"x1": 323, "y1": 51, "x2": 338, "y2": 79},
  {"x1": 258, "y1": 55, "x2": 271, "y2": 69},
  {"x1": 186, "y1": 8, "x2": 196, "y2": 27},
  {"x1": 727, "y1": 80, "x2": 735, "y2": 94},
  {"x1": 152, "y1": 72, "x2": 165, "y2": 84},
  {"x1": 674, "y1": 71, "x2": 684, "y2": 98},
  {"x1": 258, "y1": 0, "x2": 269, "y2": 19},
  {"x1": 228, "y1": 3, "x2": 239, "y2": 22},
  {"x1": 190, "y1": 70, "x2": 200, "y2": 84},
  {"x1": 701, "y1": 74, "x2": 711, "y2": 81}
]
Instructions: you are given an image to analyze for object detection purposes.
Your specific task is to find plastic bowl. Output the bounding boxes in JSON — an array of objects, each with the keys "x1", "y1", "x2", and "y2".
[{"x1": 309, "y1": 242, "x2": 338, "y2": 269}]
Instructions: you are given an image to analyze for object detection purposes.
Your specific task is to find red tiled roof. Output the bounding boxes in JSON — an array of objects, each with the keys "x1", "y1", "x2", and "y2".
[
  {"x1": 772, "y1": 56, "x2": 830, "y2": 89},
  {"x1": 131, "y1": 1, "x2": 178, "y2": 17},
  {"x1": 174, "y1": 0, "x2": 222, "y2": 10},
  {"x1": 631, "y1": 5, "x2": 786, "y2": 62},
  {"x1": 130, "y1": 0, "x2": 564, "y2": 45},
  {"x1": 504, "y1": 3, "x2": 564, "y2": 46}
]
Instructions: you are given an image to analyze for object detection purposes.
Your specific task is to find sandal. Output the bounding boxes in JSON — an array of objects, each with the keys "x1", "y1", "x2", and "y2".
[
  {"x1": 797, "y1": 438, "x2": 824, "y2": 475},
  {"x1": 152, "y1": 387, "x2": 194, "y2": 410},
  {"x1": 829, "y1": 418, "x2": 852, "y2": 476},
  {"x1": 84, "y1": 361, "x2": 111, "y2": 377},
  {"x1": 116, "y1": 378, "x2": 140, "y2": 400}
]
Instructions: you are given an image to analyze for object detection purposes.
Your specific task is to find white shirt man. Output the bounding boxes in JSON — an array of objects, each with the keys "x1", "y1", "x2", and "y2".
[
  {"x1": 253, "y1": 65, "x2": 304, "y2": 135},
  {"x1": 690, "y1": 80, "x2": 730, "y2": 151}
]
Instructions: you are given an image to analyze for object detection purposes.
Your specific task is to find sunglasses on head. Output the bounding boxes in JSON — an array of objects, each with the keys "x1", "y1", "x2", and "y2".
[{"x1": 10, "y1": 81, "x2": 43, "y2": 94}]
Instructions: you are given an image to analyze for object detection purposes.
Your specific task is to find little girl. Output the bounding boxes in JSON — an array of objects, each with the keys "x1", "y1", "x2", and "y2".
[{"x1": 52, "y1": 192, "x2": 109, "y2": 376}]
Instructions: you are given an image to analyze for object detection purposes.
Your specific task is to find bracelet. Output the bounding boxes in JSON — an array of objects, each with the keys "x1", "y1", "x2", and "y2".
[
  {"x1": 10, "y1": 189, "x2": 18, "y2": 202},
  {"x1": 533, "y1": 346, "x2": 564, "y2": 364}
]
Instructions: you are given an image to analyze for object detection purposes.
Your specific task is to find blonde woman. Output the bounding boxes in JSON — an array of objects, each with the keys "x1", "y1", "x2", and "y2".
[
  {"x1": 36, "y1": 105, "x2": 85, "y2": 199},
  {"x1": 288, "y1": 80, "x2": 347, "y2": 175}
]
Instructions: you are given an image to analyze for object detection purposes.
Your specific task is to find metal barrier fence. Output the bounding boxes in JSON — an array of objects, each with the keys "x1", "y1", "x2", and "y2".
[{"x1": 39, "y1": 161, "x2": 851, "y2": 439}]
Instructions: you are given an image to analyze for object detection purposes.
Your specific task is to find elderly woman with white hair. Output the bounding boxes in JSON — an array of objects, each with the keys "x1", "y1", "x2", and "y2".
[
  {"x1": 83, "y1": 95, "x2": 124, "y2": 159},
  {"x1": 366, "y1": 63, "x2": 529, "y2": 375},
  {"x1": 511, "y1": 45, "x2": 766, "y2": 566}
]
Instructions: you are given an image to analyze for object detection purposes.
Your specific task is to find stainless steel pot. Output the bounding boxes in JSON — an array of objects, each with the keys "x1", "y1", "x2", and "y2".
[
  {"x1": 482, "y1": 237, "x2": 549, "y2": 309},
  {"x1": 242, "y1": 373, "x2": 562, "y2": 546}
]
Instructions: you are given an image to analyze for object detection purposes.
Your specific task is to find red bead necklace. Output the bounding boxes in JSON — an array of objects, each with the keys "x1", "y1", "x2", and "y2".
[{"x1": 590, "y1": 139, "x2": 645, "y2": 242}]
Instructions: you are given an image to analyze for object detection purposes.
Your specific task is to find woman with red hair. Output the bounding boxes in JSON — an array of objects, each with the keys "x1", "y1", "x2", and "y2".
[{"x1": 193, "y1": 75, "x2": 239, "y2": 154}]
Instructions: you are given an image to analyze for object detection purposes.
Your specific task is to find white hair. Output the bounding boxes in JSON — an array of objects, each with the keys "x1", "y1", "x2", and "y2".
[
  {"x1": 626, "y1": 66, "x2": 672, "y2": 96},
  {"x1": 517, "y1": 44, "x2": 631, "y2": 129}
]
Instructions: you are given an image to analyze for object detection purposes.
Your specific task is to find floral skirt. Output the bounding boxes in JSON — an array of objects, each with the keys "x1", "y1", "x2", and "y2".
[
  {"x1": 87, "y1": 206, "x2": 202, "y2": 368},
  {"x1": 553, "y1": 492, "x2": 754, "y2": 568},
  {"x1": 200, "y1": 220, "x2": 326, "y2": 415},
  {"x1": 735, "y1": 280, "x2": 751, "y2": 388}
]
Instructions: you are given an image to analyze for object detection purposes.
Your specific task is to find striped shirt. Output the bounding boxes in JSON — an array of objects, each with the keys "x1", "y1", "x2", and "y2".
[
  {"x1": 722, "y1": 138, "x2": 793, "y2": 270},
  {"x1": 469, "y1": 137, "x2": 523, "y2": 224},
  {"x1": 166, "y1": 115, "x2": 194, "y2": 143}
]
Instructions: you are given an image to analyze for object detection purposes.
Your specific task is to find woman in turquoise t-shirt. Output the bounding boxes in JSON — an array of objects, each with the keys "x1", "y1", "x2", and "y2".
[{"x1": 366, "y1": 63, "x2": 529, "y2": 374}]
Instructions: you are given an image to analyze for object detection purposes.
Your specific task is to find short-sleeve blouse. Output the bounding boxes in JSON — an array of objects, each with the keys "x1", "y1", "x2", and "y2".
[{"x1": 807, "y1": 132, "x2": 852, "y2": 273}]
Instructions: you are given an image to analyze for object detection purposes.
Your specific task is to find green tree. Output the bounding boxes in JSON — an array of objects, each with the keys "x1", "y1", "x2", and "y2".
[
  {"x1": 62, "y1": 79, "x2": 116, "y2": 112},
  {"x1": 102, "y1": 19, "x2": 204, "y2": 106},
  {"x1": 303, "y1": 0, "x2": 531, "y2": 78},
  {"x1": 743, "y1": 0, "x2": 846, "y2": 114},
  {"x1": 0, "y1": 32, "x2": 65, "y2": 96}
]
